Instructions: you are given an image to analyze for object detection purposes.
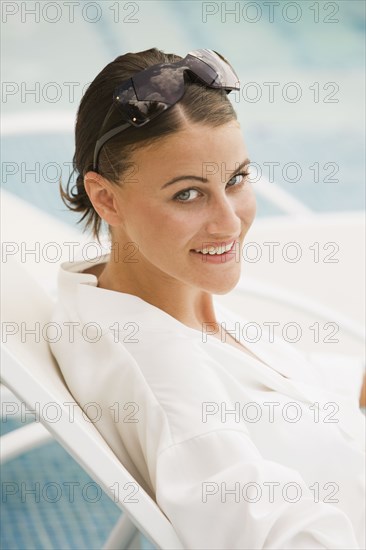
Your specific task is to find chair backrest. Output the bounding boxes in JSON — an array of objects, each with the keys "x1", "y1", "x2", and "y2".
[
  {"x1": 244, "y1": 212, "x2": 365, "y2": 324},
  {"x1": 1, "y1": 256, "x2": 184, "y2": 550},
  {"x1": 217, "y1": 212, "x2": 365, "y2": 355}
]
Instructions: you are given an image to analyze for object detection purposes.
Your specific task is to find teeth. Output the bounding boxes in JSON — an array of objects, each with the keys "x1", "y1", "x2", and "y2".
[{"x1": 194, "y1": 241, "x2": 234, "y2": 255}]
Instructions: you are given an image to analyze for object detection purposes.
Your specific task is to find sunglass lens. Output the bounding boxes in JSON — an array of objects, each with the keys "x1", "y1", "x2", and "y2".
[
  {"x1": 115, "y1": 100, "x2": 169, "y2": 126},
  {"x1": 187, "y1": 49, "x2": 239, "y2": 89}
]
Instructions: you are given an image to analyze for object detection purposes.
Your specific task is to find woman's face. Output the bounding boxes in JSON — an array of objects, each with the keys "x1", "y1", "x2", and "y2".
[{"x1": 111, "y1": 120, "x2": 256, "y2": 295}]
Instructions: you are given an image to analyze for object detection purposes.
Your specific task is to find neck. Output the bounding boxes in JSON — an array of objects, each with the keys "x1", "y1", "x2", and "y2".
[{"x1": 96, "y1": 258, "x2": 219, "y2": 331}]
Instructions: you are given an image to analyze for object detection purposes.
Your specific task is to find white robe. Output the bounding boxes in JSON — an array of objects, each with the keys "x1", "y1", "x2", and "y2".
[{"x1": 49, "y1": 253, "x2": 365, "y2": 549}]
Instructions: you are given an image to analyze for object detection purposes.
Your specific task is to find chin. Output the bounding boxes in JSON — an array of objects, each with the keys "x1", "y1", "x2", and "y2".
[
  {"x1": 213, "y1": 284, "x2": 239, "y2": 296},
  {"x1": 205, "y1": 270, "x2": 242, "y2": 296}
]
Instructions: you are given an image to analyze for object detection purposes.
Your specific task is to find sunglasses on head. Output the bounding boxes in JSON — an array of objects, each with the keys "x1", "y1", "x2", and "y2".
[{"x1": 92, "y1": 49, "x2": 240, "y2": 172}]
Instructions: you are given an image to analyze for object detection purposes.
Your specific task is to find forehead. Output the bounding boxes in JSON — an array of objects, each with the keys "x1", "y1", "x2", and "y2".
[{"x1": 130, "y1": 121, "x2": 246, "y2": 176}]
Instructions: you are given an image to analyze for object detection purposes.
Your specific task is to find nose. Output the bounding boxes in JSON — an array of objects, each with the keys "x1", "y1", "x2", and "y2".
[{"x1": 204, "y1": 193, "x2": 241, "y2": 239}]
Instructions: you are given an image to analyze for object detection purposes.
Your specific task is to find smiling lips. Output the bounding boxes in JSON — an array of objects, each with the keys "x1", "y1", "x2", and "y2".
[{"x1": 192, "y1": 240, "x2": 236, "y2": 255}]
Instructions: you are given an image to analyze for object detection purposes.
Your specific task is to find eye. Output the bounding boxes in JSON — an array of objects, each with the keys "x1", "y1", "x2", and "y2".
[
  {"x1": 173, "y1": 188, "x2": 200, "y2": 203},
  {"x1": 227, "y1": 171, "x2": 249, "y2": 188},
  {"x1": 173, "y1": 170, "x2": 250, "y2": 204}
]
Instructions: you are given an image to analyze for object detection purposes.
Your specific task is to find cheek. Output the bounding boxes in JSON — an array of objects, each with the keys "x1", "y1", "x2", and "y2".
[
  {"x1": 126, "y1": 198, "x2": 193, "y2": 246},
  {"x1": 248, "y1": 194, "x2": 257, "y2": 220},
  {"x1": 237, "y1": 187, "x2": 257, "y2": 224}
]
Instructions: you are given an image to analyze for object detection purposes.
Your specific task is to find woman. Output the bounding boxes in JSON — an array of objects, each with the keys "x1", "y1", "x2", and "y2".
[{"x1": 50, "y1": 48, "x2": 365, "y2": 549}]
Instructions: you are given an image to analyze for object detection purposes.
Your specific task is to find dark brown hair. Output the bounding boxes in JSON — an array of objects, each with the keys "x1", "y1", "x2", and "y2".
[{"x1": 60, "y1": 47, "x2": 238, "y2": 242}]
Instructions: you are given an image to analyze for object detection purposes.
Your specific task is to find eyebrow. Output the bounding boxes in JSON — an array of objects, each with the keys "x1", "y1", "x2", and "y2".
[{"x1": 160, "y1": 158, "x2": 251, "y2": 189}]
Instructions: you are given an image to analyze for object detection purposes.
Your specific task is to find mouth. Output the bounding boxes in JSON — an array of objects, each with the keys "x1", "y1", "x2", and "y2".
[
  {"x1": 189, "y1": 239, "x2": 240, "y2": 263},
  {"x1": 191, "y1": 240, "x2": 236, "y2": 255}
]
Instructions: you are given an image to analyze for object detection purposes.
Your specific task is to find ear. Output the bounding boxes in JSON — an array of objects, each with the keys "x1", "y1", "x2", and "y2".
[{"x1": 84, "y1": 171, "x2": 122, "y2": 227}]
